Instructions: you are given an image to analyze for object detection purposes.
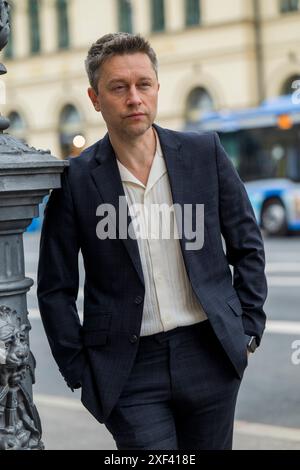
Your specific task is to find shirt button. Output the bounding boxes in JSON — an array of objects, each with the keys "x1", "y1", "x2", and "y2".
[
  {"x1": 134, "y1": 296, "x2": 143, "y2": 305},
  {"x1": 129, "y1": 334, "x2": 138, "y2": 344}
]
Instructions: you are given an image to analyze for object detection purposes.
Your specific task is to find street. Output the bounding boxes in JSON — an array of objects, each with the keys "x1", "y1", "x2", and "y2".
[{"x1": 23, "y1": 232, "x2": 300, "y2": 450}]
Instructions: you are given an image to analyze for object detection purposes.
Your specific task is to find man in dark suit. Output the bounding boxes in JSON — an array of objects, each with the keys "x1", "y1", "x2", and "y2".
[{"x1": 37, "y1": 33, "x2": 267, "y2": 450}]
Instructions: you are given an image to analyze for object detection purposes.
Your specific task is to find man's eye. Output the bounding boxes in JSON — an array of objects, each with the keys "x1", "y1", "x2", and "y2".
[
  {"x1": 113, "y1": 86, "x2": 125, "y2": 91},
  {"x1": 140, "y1": 83, "x2": 151, "y2": 88}
]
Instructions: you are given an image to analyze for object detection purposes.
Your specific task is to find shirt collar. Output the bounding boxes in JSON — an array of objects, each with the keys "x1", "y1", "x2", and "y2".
[{"x1": 116, "y1": 129, "x2": 167, "y2": 192}]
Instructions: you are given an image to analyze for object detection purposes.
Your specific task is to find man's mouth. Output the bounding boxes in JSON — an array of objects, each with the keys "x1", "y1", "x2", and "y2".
[{"x1": 126, "y1": 113, "x2": 145, "y2": 118}]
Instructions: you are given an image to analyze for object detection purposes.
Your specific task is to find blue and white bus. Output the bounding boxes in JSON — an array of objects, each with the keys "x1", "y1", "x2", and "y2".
[{"x1": 186, "y1": 95, "x2": 300, "y2": 236}]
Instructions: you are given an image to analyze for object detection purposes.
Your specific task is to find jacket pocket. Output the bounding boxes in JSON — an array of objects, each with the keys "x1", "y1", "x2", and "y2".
[
  {"x1": 82, "y1": 313, "x2": 111, "y2": 347},
  {"x1": 227, "y1": 295, "x2": 243, "y2": 316},
  {"x1": 82, "y1": 330, "x2": 108, "y2": 347}
]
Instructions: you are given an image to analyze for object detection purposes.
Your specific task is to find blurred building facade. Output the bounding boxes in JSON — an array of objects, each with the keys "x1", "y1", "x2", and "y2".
[{"x1": 1, "y1": 0, "x2": 300, "y2": 158}]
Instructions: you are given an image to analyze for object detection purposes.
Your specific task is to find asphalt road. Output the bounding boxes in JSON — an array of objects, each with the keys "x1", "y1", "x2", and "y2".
[{"x1": 23, "y1": 231, "x2": 300, "y2": 450}]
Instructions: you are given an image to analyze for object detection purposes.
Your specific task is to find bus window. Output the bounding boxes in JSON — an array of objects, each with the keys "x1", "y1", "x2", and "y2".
[{"x1": 219, "y1": 126, "x2": 300, "y2": 182}]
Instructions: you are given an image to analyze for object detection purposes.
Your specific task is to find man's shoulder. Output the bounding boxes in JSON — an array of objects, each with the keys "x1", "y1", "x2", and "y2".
[
  {"x1": 155, "y1": 124, "x2": 216, "y2": 147},
  {"x1": 64, "y1": 139, "x2": 105, "y2": 181},
  {"x1": 69, "y1": 140, "x2": 101, "y2": 167}
]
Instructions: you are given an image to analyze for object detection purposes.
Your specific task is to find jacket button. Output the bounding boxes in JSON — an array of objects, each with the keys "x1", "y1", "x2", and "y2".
[
  {"x1": 129, "y1": 334, "x2": 138, "y2": 344},
  {"x1": 134, "y1": 296, "x2": 143, "y2": 305}
]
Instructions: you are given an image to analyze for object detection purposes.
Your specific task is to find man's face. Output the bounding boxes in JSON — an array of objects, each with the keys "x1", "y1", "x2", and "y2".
[{"x1": 88, "y1": 53, "x2": 160, "y2": 139}]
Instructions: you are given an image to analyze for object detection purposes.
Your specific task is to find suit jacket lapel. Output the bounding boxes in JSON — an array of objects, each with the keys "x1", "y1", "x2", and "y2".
[
  {"x1": 153, "y1": 124, "x2": 183, "y2": 202},
  {"x1": 90, "y1": 134, "x2": 145, "y2": 287},
  {"x1": 153, "y1": 125, "x2": 192, "y2": 260}
]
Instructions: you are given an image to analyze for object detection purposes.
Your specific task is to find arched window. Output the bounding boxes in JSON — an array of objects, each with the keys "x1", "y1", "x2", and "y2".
[
  {"x1": 118, "y1": 0, "x2": 133, "y2": 33},
  {"x1": 185, "y1": 0, "x2": 201, "y2": 27},
  {"x1": 56, "y1": 0, "x2": 69, "y2": 49},
  {"x1": 59, "y1": 104, "x2": 85, "y2": 159},
  {"x1": 28, "y1": 0, "x2": 41, "y2": 54},
  {"x1": 185, "y1": 87, "x2": 214, "y2": 123},
  {"x1": 151, "y1": 0, "x2": 165, "y2": 32},
  {"x1": 4, "y1": 1, "x2": 13, "y2": 59},
  {"x1": 280, "y1": 0, "x2": 299, "y2": 13},
  {"x1": 281, "y1": 75, "x2": 300, "y2": 95},
  {"x1": 8, "y1": 111, "x2": 27, "y2": 140}
]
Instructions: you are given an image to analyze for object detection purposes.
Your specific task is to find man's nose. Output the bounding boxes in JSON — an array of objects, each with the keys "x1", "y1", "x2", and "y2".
[{"x1": 126, "y1": 86, "x2": 142, "y2": 106}]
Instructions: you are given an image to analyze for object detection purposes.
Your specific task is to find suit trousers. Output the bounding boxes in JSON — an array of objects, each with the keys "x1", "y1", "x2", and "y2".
[{"x1": 104, "y1": 320, "x2": 243, "y2": 450}]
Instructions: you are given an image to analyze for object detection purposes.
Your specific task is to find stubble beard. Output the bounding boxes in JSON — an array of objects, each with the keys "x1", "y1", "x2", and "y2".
[{"x1": 120, "y1": 114, "x2": 155, "y2": 140}]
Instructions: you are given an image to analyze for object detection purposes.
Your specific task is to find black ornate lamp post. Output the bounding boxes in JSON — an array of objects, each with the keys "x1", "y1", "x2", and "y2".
[{"x1": 0, "y1": 0, "x2": 68, "y2": 449}]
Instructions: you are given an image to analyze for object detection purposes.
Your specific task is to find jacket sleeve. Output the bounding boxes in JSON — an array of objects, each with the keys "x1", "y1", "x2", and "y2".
[
  {"x1": 214, "y1": 132, "x2": 268, "y2": 345},
  {"x1": 37, "y1": 167, "x2": 86, "y2": 389}
]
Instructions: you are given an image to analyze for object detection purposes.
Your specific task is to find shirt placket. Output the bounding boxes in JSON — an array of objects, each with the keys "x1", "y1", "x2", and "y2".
[{"x1": 144, "y1": 189, "x2": 173, "y2": 330}]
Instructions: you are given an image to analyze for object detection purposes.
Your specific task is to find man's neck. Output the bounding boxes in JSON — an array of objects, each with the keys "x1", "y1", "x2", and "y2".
[{"x1": 108, "y1": 127, "x2": 157, "y2": 173}]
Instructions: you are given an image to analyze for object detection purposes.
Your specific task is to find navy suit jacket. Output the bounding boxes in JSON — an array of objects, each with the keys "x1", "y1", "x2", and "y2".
[{"x1": 37, "y1": 124, "x2": 267, "y2": 424}]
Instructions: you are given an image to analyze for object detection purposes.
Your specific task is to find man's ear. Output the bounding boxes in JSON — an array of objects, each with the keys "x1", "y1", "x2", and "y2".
[{"x1": 88, "y1": 87, "x2": 101, "y2": 112}]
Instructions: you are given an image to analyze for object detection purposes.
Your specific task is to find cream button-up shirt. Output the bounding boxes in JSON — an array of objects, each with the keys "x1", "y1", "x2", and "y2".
[{"x1": 116, "y1": 131, "x2": 207, "y2": 336}]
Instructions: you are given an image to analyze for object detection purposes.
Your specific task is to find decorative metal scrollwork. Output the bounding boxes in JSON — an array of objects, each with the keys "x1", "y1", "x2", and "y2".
[{"x1": 0, "y1": 306, "x2": 44, "y2": 450}]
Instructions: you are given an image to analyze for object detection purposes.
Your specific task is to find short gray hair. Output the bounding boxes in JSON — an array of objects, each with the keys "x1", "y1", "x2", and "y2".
[{"x1": 85, "y1": 33, "x2": 158, "y2": 93}]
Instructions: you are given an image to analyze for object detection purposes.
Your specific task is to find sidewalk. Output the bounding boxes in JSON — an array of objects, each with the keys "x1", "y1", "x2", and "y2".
[{"x1": 34, "y1": 395, "x2": 300, "y2": 450}]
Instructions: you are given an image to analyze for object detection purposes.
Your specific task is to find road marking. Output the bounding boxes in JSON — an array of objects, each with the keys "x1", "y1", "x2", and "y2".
[
  {"x1": 28, "y1": 308, "x2": 40, "y2": 319},
  {"x1": 266, "y1": 321, "x2": 300, "y2": 335},
  {"x1": 234, "y1": 420, "x2": 300, "y2": 443},
  {"x1": 266, "y1": 263, "x2": 300, "y2": 272},
  {"x1": 267, "y1": 277, "x2": 300, "y2": 286},
  {"x1": 34, "y1": 394, "x2": 300, "y2": 443},
  {"x1": 35, "y1": 394, "x2": 83, "y2": 411}
]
